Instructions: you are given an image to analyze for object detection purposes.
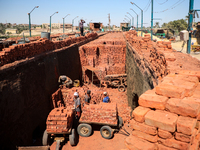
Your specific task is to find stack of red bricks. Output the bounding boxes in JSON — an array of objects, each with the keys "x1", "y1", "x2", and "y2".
[
  {"x1": 80, "y1": 102, "x2": 118, "y2": 125},
  {"x1": 125, "y1": 72, "x2": 200, "y2": 150},
  {"x1": 124, "y1": 31, "x2": 170, "y2": 80},
  {"x1": 79, "y1": 33, "x2": 126, "y2": 82},
  {"x1": 46, "y1": 107, "x2": 74, "y2": 133},
  {"x1": 0, "y1": 32, "x2": 98, "y2": 67}
]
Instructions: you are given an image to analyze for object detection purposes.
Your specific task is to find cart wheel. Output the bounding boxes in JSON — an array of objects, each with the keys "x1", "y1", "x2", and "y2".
[
  {"x1": 69, "y1": 128, "x2": 78, "y2": 146},
  {"x1": 77, "y1": 124, "x2": 92, "y2": 137},
  {"x1": 42, "y1": 129, "x2": 51, "y2": 146},
  {"x1": 118, "y1": 116, "x2": 123, "y2": 128},
  {"x1": 118, "y1": 85, "x2": 125, "y2": 92},
  {"x1": 100, "y1": 126, "x2": 113, "y2": 139}
]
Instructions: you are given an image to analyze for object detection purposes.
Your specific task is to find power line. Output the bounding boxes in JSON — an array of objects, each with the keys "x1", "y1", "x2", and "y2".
[
  {"x1": 143, "y1": 0, "x2": 151, "y2": 11},
  {"x1": 144, "y1": 1, "x2": 151, "y2": 12},
  {"x1": 155, "y1": 0, "x2": 168, "y2": 5},
  {"x1": 154, "y1": 0, "x2": 185, "y2": 13}
]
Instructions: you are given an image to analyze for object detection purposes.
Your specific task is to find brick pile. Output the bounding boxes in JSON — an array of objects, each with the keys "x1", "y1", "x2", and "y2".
[
  {"x1": 125, "y1": 72, "x2": 200, "y2": 150},
  {"x1": 125, "y1": 30, "x2": 170, "y2": 80},
  {"x1": 46, "y1": 107, "x2": 74, "y2": 133},
  {"x1": 79, "y1": 102, "x2": 118, "y2": 125},
  {"x1": 0, "y1": 32, "x2": 97, "y2": 67},
  {"x1": 79, "y1": 32, "x2": 126, "y2": 82}
]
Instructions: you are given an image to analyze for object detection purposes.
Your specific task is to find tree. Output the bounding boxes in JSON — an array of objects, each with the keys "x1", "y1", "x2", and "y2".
[
  {"x1": 154, "y1": 22, "x2": 160, "y2": 28},
  {"x1": 161, "y1": 19, "x2": 187, "y2": 32}
]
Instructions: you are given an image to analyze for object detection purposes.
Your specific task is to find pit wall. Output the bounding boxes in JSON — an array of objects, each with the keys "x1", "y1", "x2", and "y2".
[
  {"x1": 0, "y1": 33, "x2": 99, "y2": 150},
  {"x1": 125, "y1": 30, "x2": 170, "y2": 109},
  {"x1": 0, "y1": 33, "x2": 97, "y2": 66}
]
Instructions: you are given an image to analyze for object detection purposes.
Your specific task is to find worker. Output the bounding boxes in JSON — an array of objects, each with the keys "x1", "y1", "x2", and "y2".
[
  {"x1": 79, "y1": 19, "x2": 85, "y2": 36},
  {"x1": 58, "y1": 75, "x2": 73, "y2": 88},
  {"x1": 85, "y1": 90, "x2": 91, "y2": 105},
  {"x1": 103, "y1": 92, "x2": 110, "y2": 103},
  {"x1": 74, "y1": 92, "x2": 81, "y2": 118}
]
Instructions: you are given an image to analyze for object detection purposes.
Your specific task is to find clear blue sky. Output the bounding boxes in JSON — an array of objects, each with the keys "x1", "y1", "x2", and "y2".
[{"x1": 0, "y1": 0, "x2": 200, "y2": 27}]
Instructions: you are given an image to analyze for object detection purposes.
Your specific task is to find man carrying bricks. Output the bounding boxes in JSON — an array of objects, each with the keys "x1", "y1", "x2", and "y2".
[
  {"x1": 79, "y1": 19, "x2": 85, "y2": 36},
  {"x1": 85, "y1": 90, "x2": 91, "y2": 105},
  {"x1": 74, "y1": 92, "x2": 81, "y2": 118},
  {"x1": 103, "y1": 92, "x2": 110, "y2": 103}
]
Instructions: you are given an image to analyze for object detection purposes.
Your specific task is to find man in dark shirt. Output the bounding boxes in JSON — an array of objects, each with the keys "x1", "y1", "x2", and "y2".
[
  {"x1": 74, "y1": 92, "x2": 81, "y2": 118},
  {"x1": 79, "y1": 19, "x2": 85, "y2": 36},
  {"x1": 85, "y1": 90, "x2": 91, "y2": 105}
]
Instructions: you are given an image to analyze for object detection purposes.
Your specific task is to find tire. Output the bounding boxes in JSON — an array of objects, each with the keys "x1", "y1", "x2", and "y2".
[
  {"x1": 69, "y1": 128, "x2": 78, "y2": 146},
  {"x1": 118, "y1": 85, "x2": 125, "y2": 92},
  {"x1": 42, "y1": 129, "x2": 50, "y2": 146},
  {"x1": 100, "y1": 126, "x2": 113, "y2": 139},
  {"x1": 77, "y1": 124, "x2": 92, "y2": 137},
  {"x1": 118, "y1": 116, "x2": 123, "y2": 128}
]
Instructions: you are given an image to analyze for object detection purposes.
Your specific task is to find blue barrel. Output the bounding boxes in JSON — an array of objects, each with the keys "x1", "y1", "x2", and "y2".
[{"x1": 41, "y1": 32, "x2": 50, "y2": 40}]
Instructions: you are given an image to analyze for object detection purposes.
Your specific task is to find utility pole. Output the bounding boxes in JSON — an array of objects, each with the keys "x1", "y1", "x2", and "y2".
[
  {"x1": 187, "y1": 0, "x2": 194, "y2": 54},
  {"x1": 151, "y1": 0, "x2": 153, "y2": 41},
  {"x1": 108, "y1": 13, "x2": 110, "y2": 30}
]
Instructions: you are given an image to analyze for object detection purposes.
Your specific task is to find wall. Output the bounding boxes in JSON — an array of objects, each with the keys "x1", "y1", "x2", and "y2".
[{"x1": 0, "y1": 43, "x2": 82, "y2": 150}]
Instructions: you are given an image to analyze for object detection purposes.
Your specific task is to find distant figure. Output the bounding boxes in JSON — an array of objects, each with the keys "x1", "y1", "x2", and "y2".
[
  {"x1": 85, "y1": 90, "x2": 91, "y2": 105},
  {"x1": 79, "y1": 19, "x2": 85, "y2": 36},
  {"x1": 103, "y1": 92, "x2": 110, "y2": 103},
  {"x1": 74, "y1": 92, "x2": 81, "y2": 118}
]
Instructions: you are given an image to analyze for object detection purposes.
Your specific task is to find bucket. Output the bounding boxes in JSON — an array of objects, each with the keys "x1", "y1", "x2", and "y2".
[
  {"x1": 73, "y1": 80, "x2": 80, "y2": 87},
  {"x1": 41, "y1": 32, "x2": 50, "y2": 40}
]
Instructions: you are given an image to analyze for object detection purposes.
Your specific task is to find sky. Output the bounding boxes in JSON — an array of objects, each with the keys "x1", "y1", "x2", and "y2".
[{"x1": 0, "y1": 0, "x2": 200, "y2": 27}]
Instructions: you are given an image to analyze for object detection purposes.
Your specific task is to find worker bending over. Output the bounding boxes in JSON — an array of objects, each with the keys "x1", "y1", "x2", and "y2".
[
  {"x1": 103, "y1": 92, "x2": 110, "y2": 103},
  {"x1": 85, "y1": 90, "x2": 91, "y2": 105},
  {"x1": 74, "y1": 92, "x2": 81, "y2": 118}
]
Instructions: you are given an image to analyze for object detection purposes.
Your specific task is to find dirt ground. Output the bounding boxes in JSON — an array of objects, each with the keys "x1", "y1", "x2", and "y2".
[{"x1": 50, "y1": 86, "x2": 132, "y2": 150}]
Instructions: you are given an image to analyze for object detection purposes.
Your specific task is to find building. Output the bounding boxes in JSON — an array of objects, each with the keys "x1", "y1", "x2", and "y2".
[
  {"x1": 42, "y1": 23, "x2": 60, "y2": 29},
  {"x1": 89, "y1": 23, "x2": 103, "y2": 31},
  {"x1": 120, "y1": 23, "x2": 129, "y2": 30},
  {"x1": 5, "y1": 28, "x2": 17, "y2": 34},
  {"x1": 60, "y1": 24, "x2": 72, "y2": 29}
]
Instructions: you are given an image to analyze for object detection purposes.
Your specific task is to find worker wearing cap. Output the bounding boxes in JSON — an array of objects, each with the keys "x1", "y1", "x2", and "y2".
[
  {"x1": 85, "y1": 90, "x2": 91, "y2": 105},
  {"x1": 103, "y1": 92, "x2": 110, "y2": 103},
  {"x1": 74, "y1": 92, "x2": 81, "y2": 118}
]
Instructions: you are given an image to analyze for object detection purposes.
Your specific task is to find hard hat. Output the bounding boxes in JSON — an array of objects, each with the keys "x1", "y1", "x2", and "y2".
[
  {"x1": 87, "y1": 90, "x2": 91, "y2": 94},
  {"x1": 74, "y1": 92, "x2": 79, "y2": 97},
  {"x1": 103, "y1": 92, "x2": 107, "y2": 95}
]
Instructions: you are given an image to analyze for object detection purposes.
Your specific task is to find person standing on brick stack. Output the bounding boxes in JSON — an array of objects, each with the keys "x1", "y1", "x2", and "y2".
[
  {"x1": 74, "y1": 92, "x2": 81, "y2": 118},
  {"x1": 85, "y1": 90, "x2": 91, "y2": 105},
  {"x1": 103, "y1": 92, "x2": 110, "y2": 103},
  {"x1": 79, "y1": 19, "x2": 85, "y2": 36}
]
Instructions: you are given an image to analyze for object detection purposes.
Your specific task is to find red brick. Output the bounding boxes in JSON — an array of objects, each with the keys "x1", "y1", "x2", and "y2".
[
  {"x1": 125, "y1": 135, "x2": 157, "y2": 150},
  {"x1": 145, "y1": 110, "x2": 178, "y2": 132},
  {"x1": 130, "y1": 119, "x2": 157, "y2": 135},
  {"x1": 155, "y1": 83, "x2": 186, "y2": 98},
  {"x1": 177, "y1": 116, "x2": 197, "y2": 135},
  {"x1": 175, "y1": 131, "x2": 195, "y2": 143},
  {"x1": 158, "y1": 138, "x2": 189, "y2": 150},
  {"x1": 138, "y1": 93, "x2": 168, "y2": 110},
  {"x1": 132, "y1": 106, "x2": 151, "y2": 123},
  {"x1": 192, "y1": 83, "x2": 200, "y2": 99},
  {"x1": 179, "y1": 70, "x2": 200, "y2": 81},
  {"x1": 158, "y1": 129, "x2": 173, "y2": 139},
  {"x1": 166, "y1": 98, "x2": 200, "y2": 117},
  {"x1": 132, "y1": 130, "x2": 158, "y2": 143},
  {"x1": 157, "y1": 144, "x2": 177, "y2": 150}
]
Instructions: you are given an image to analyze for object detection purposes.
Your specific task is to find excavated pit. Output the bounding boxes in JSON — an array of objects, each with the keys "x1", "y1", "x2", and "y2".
[{"x1": 0, "y1": 32, "x2": 161, "y2": 149}]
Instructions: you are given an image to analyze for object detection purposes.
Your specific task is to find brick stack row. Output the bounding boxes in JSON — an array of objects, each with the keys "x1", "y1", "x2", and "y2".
[
  {"x1": 125, "y1": 72, "x2": 200, "y2": 150},
  {"x1": 79, "y1": 103, "x2": 118, "y2": 125},
  {"x1": 0, "y1": 32, "x2": 98, "y2": 67},
  {"x1": 46, "y1": 107, "x2": 74, "y2": 133},
  {"x1": 79, "y1": 33, "x2": 126, "y2": 82}
]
